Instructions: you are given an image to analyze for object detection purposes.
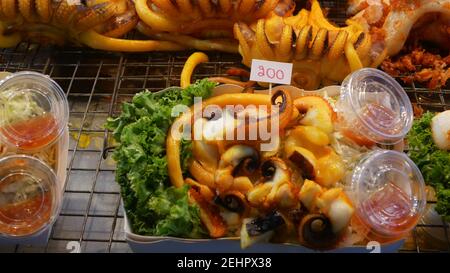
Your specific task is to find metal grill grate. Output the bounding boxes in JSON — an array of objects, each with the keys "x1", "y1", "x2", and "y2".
[{"x1": 0, "y1": 0, "x2": 448, "y2": 253}]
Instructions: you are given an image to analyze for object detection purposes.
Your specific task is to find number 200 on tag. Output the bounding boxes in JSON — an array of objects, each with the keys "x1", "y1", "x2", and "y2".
[{"x1": 250, "y1": 59, "x2": 293, "y2": 85}]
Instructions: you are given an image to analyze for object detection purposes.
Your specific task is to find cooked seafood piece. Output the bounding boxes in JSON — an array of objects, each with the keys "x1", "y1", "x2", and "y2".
[
  {"x1": 215, "y1": 145, "x2": 259, "y2": 194},
  {"x1": 298, "y1": 213, "x2": 339, "y2": 249},
  {"x1": 298, "y1": 180, "x2": 354, "y2": 234},
  {"x1": 247, "y1": 158, "x2": 299, "y2": 209},
  {"x1": 348, "y1": 0, "x2": 450, "y2": 56},
  {"x1": 293, "y1": 96, "x2": 335, "y2": 134},
  {"x1": 234, "y1": 0, "x2": 450, "y2": 89},
  {"x1": 234, "y1": 0, "x2": 377, "y2": 89},
  {"x1": 0, "y1": 0, "x2": 187, "y2": 51},
  {"x1": 431, "y1": 110, "x2": 450, "y2": 150},
  {"x1": 240, "y1": 211, "x2": 285, "y2": 248},
  {"x1": 215, "y1": 191, "x2": 249, "y2": 214},
  {"x1": 189, "y1": 187, "x2": 227, "y2": 238},
  {"x1": 285, "y1": 125, "x2": 345, "y2": 188},
  {"x1": 135, "y1": 0, "x2": 295, "y2": 35}
]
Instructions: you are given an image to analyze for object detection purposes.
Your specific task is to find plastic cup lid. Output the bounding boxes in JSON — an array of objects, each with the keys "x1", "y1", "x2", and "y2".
[
  {"x1": 341, "y1": 68, "x2": 413, "y2": 145},
  {"x1": 349, "y1": 150, "x2": 426, "y2": 237},
  {"x1": 0, "y1": 155, "x2": 60, "y2": 237},
  {"x1": 0, "y1": 71, "x2": 69, "y2": 151}
]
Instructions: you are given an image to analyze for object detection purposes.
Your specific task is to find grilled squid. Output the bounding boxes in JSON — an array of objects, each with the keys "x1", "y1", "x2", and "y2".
[
  {"x1": 135, "y1": 0, "x2": 295, "y2": 35},
  {"x1": 167, "y1": 90, "x2": 292, "y2": 188},
  {"x1": 0, "y1": 0, "x2": 185, "y2": 51},
  {"x1": 293, "y1": 96, "x2": 336, "y2": 134},
  {"x1": 348, "y1": 0, "x2": 450, "y2": 57},
  {"x1": 233, "y1": 0, "x2": 377, "y2": 89}
]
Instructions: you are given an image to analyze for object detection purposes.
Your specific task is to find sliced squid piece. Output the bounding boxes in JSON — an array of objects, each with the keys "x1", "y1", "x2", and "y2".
[{"x1": 431, "y1": 110, "x2": 450, "y2": 150}]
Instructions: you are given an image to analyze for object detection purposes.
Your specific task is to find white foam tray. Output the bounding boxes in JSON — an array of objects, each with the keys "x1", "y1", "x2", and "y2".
[{"x1": 123, "y1": 84, "x2": 405, "y2": 253}]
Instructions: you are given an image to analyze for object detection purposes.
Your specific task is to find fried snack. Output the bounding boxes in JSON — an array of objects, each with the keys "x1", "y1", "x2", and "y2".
[{"x1": 381, "y1": 48, "x2": 450, "y2": 90}]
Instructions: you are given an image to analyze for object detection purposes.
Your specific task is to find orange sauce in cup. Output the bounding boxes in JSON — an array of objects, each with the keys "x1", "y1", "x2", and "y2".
[
  {"x1": 340, "y1": 103, "x2": 401, "y2": 147},
  {"x1": 0, "y1": 113, "x2": 58, "y2": 150},
  {"x1": 352, "y1": 182, "x2": 420, "y2": 243},
  {"x1": 0, "y1": 192, "x2": 53, "y2": 236}
]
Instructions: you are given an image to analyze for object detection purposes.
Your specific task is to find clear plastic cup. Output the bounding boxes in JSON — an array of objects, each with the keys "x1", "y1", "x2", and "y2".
[
  {"x1": 336, "y1": 68, "x2": 413, "y2": 146},
  {"x1": 0, "y1": 155, "x2": 61, "y2": 237},
  {"x1": 0, "y1": 71, "x2": 69, "y2": 152},
  {"x1": 348, "y1": 150, "x2": 426, "y2": 243}
]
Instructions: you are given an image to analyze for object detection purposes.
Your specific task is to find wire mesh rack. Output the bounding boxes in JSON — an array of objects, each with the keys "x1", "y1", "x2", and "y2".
[{"x1": 0, "y1": 0, "x2": 448, "y2": 253}]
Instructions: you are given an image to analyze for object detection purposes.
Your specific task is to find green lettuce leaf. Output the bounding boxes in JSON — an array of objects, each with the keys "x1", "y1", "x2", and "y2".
[
  {"x1": 407, "y1": 112, "x2": 450, "y2": 221},
  {"x1": 106, "y1": 79, "x2": 215, "y2": 237}
]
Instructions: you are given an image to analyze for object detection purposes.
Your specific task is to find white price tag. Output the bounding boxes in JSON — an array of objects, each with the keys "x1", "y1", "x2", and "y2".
[{"x1": 250, "y1": 59, "x2": 293, "y2": 85}]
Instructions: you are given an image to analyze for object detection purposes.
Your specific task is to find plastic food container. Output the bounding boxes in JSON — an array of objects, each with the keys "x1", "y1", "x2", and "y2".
[
  {"x1": 0, "y1": 71, "x2": 69, "y2": 246},
  {"x1": 348, "y1": 150, "x2": 426, "y2": 243},
  {"x1": 0, "y1": 71, "x2": 69, "y2": 152},
  {"x1": 122, "y1": 85, "x2": 405, "y2": 253},
  {"x1": 0, "y1": 155, "x2": 62, "y2": 238},
  {"x1": 336, "y1": 68, "x2": 413, "y2": 146}
]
